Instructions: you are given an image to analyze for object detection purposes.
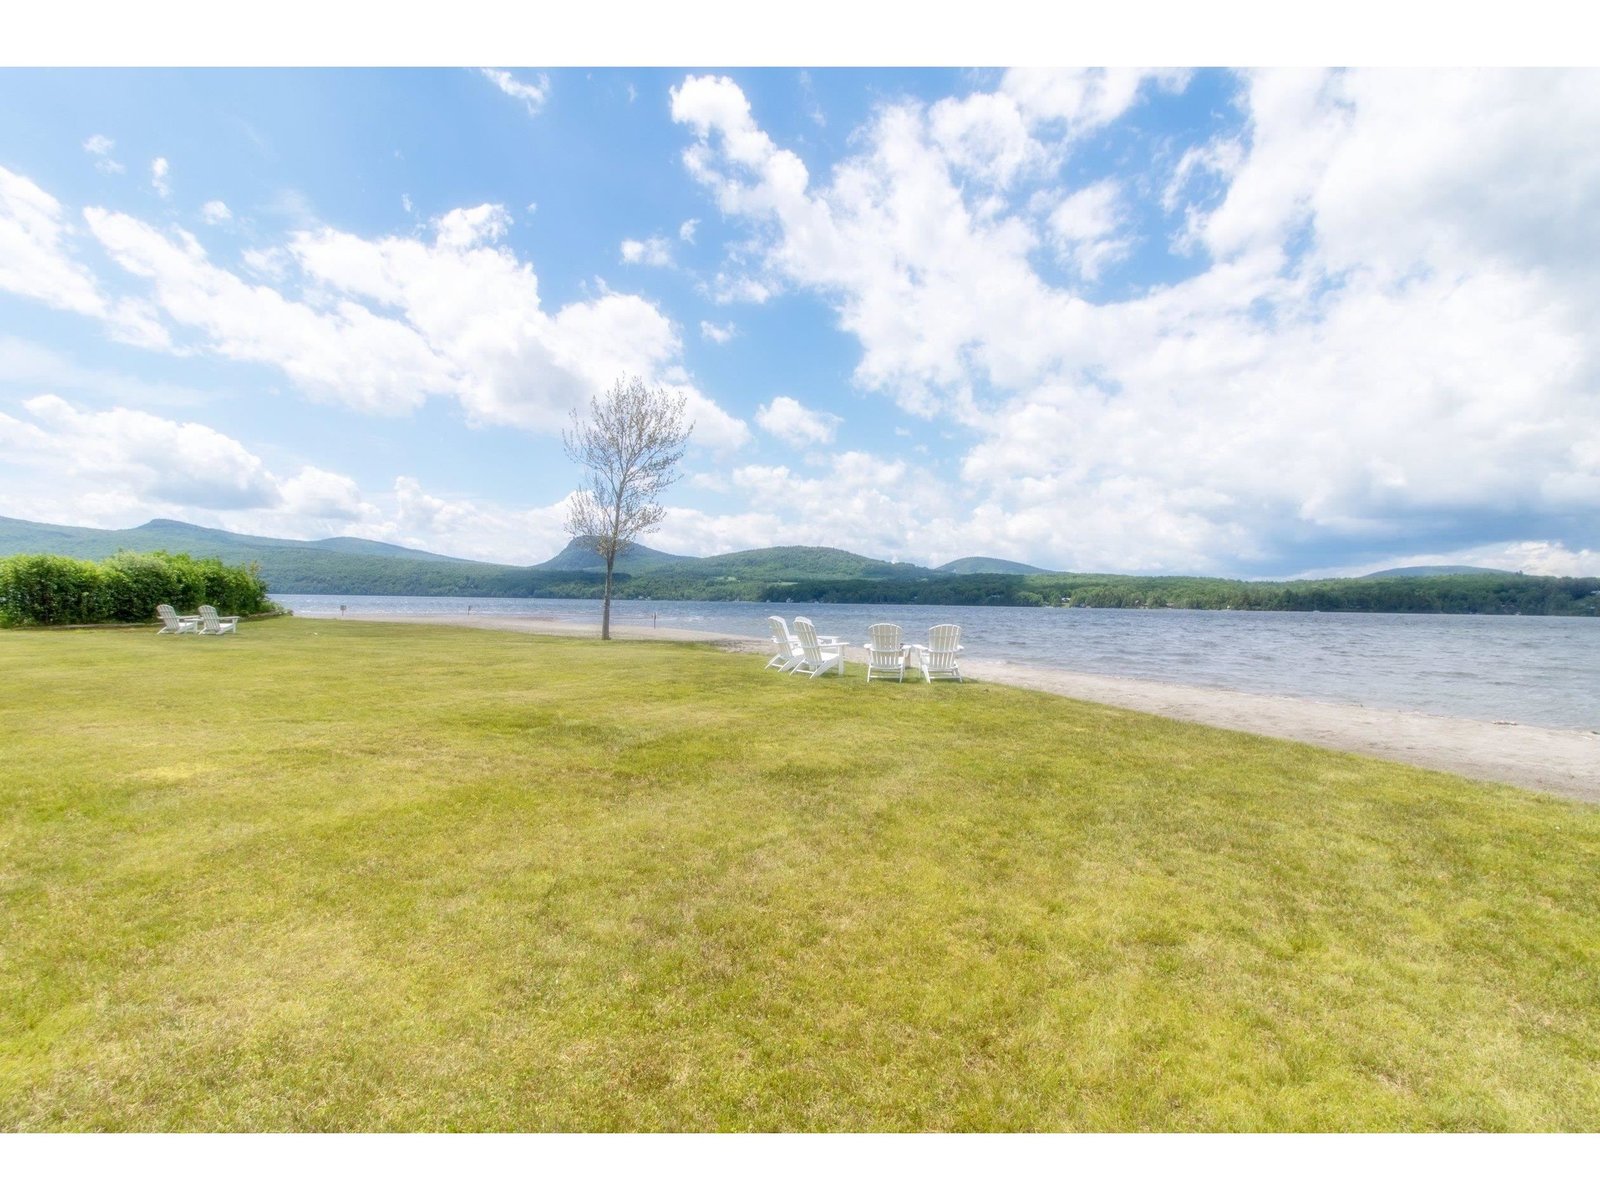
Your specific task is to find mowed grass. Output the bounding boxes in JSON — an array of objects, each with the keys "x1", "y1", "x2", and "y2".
[{"x1": 2, "y1": 619, "x2": 1598, "y2": 1131}]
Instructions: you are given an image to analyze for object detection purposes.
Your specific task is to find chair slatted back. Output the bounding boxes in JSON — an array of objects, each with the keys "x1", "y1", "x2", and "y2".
[
  {"x1": 156, "y1": 603, "x2": 185, "y2": 633},
  {"x1": 924, "y1": 623, "x2": 962, "y2": 671},
  {"x1": 768, "y1": 615, "x2": 795, "y2": 649},
  {"x1": 792, "y1": 616, "x2": 824, "y2": 658},
  {"x1": 866, "y1": 623, "x2": 904, "y2": 670}
]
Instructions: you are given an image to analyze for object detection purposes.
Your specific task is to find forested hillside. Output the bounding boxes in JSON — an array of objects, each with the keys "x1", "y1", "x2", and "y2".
[
  {"x1": 2, "y1": 515, "x2": 1593, "y2": 615},
  {"x1": 758, "y1": 571, "x2": 1600, "y2": 616},
  {"x1": 0, "y1": 516, "x2": 483, "y2": 564}
]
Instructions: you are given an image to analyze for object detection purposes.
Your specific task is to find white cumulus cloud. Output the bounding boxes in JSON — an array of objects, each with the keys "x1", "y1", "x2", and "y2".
[
  {"x1": 0, "y1": 173, "x2": 749, "y2": 445},
  {"x1": 755, "y1": 395, "x2": 842, "y2": 448},
  {"x1": 83, "y1": 133, "x2": 124, "y2": 174},
  {"x1": 674, "y1": 382, "x2": 751, "y2": 453},
  {"x1": 85, "y1": 205, "x2": 457, "y2": 415},
  {"x1": 0, "y1": 166, "x2": 106, "y2": 316},
  {"x1": 671, "y1": 68, "x2": 1600, "y2": 574},
  {"x1": 479, "y1": 68, "x2": 550, "y2": 116},
  {"x1": 0, "y1": 393, "x2": 280, "y2": 510},
  {"x1": 620, "y1": 235, "x2": 673, "y2": 267},
  {"x1": 1045, "y1": 179, "x2": 1130, "y2": 281}
]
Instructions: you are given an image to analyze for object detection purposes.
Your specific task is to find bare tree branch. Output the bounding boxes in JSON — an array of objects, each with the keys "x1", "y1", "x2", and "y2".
[{"x1": 563, "y1": 375, "x2": 694, "y2": 639}]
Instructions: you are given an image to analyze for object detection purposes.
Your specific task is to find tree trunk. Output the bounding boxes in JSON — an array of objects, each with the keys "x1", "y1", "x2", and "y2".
[{"x1": 601, "y1": 551, "x2": 615, "y2": 640}]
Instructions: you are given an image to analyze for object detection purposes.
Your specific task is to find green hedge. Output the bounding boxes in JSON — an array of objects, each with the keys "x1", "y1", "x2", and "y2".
[{"x1": 0, "y1": 551, "x2": 275, "y2": 627}]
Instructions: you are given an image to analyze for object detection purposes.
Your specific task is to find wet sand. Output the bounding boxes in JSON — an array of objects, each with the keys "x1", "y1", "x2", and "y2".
[{"x1": 304, "y1": 612, "x2": 1600, "y2": 804}]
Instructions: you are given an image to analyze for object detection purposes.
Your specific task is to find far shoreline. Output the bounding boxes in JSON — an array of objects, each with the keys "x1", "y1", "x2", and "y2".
[{"x1": 298, "y1": 611, "x2": 1600, "y2": 805}]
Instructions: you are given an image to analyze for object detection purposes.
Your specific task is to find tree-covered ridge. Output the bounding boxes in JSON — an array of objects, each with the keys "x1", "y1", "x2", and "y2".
[
  {"x1": 522, "y1": 567, "x2": 1599, "y2": 616},
  {"x1": 645, "y1": 545, "x2": 929, "y2": 582},
  {"x1": 1, "y1": 514, "x2": 1594, "y2": 616},
  {"x1": 0, "y1": 515, "x2": 491, "y2": 565},
  {"x1": 749, "y1": 571, "x2": 1600, "y2": 616}
]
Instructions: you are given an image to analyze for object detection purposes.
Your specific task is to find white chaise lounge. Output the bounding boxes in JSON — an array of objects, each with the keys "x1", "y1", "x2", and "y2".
[
  {"x1": 791, "y1": 616, "x2": 845, "y2": 678},
  {"x1": 910, "y1": 623, "x2": 963, "y2": 683},
  {"x1": 863, "y1": 622, "x2": 909, "y2": 682},
  {"x1": 197, "y1": 604, "x2": 240, "y2": 635},
  {"x1": 156, "y1": 603, "x2": 198, "y2": 634}
]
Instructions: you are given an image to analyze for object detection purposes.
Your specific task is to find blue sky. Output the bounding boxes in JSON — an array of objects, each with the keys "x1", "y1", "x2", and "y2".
[{"x1": 1, "y1": 66, "x2": 1597, "y2": 577}]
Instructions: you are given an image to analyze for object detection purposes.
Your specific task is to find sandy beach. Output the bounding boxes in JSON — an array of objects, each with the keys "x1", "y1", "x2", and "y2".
[{"x1": 304, "y1": 611, "x2": 1600, "y2": 804}]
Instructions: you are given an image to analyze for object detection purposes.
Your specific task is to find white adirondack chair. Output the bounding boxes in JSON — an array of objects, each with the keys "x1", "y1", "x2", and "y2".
[
  {"x1": 155, "y1": 603, "x2": 198, "y2": 634},
  {"x1": 197, "y1": 604, "x2": 240, "y2": 635},
  {"x1": 862, "y1": 622, "x2": 909, "y2": 682},
  {"x1": 911, "y1": 623, "x2": 964, "y2": 683},
  {"x1": 791, "y1": 616, "x2": 845, "y2": 678},
  {"x1": 767, "y1": 615, "x2": 843, "y2": 673},
  {"x1": 766, "y1": 616, "x2": 802, "y2": 671}
]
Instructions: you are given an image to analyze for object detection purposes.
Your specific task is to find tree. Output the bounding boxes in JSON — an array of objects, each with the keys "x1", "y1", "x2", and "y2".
[{"x1": 563, "y1": 376, "x2": 693, "y2": 639}]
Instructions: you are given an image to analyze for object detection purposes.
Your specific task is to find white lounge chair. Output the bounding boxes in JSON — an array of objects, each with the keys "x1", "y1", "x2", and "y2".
[
  {"x1": 156, "y1": 603, "x2": 198, "y2": 634},
  {"x1": 791, "y1": 616, "x2": 845, "y2": 678},
  {"x1": 767, "y1": 615, "x2": 842, "y2": 673},
  {"x1": 910, "y1": 623, "x2": 963, "y2": 683},
  {"x1": 863, "y1": 622, "x2": 909, "y2": 682},
  {"x1": 197, "y1": 604, "x2": 240, "y2": 635},
  {"x1": 766, "y1": 616, "x2": 799, "y2": 671}
]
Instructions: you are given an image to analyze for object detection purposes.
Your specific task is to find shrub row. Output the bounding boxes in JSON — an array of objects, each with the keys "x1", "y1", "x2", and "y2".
[{"x1": 0, "y1": 551, "x2": 275, "y2": 627}]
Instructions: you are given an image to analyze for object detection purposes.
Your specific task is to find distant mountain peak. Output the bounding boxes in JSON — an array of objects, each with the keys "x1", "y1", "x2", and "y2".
[
  {"x1": 1360, "y1": 564, "x2": 1516, "y2": 579},
  {"x1": 934, "y1": 555, "x2": 1049, "y2": 575},
  {"x1": 532, "y1": 538, "x2": 692, "y2": 572},
  {"x1": 137, "y1": 518, "x2": 208, "y2": 532}
]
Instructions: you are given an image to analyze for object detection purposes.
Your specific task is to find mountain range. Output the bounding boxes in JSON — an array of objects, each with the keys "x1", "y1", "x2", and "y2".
[
  {"x1": 2, "y1": 515, "x2": 1589, "y2": 616},
  {"x1": 0, "y1": 516, "x2": 1050, "y2": 590}
]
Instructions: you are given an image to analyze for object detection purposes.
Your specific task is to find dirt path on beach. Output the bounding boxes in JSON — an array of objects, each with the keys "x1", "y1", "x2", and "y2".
[{"x1": 303, "y1": 612, "x2": 1600, "y2": 804}]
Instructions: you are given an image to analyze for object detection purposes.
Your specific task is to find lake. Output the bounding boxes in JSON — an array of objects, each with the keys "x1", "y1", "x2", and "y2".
[{"x1": 272, "y1": 594, "x2": 1600, "y2": 732}]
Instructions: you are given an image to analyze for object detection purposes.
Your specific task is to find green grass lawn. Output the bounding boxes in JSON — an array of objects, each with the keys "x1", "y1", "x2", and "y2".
[{"x1": 2, "y1": 619, "x2": 1598, "y2": 1131}]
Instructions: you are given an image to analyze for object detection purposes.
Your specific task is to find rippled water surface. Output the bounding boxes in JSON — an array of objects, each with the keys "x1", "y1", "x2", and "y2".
[{"x1": 274, "y1": 594, "x2": 1600, "y2": 731}]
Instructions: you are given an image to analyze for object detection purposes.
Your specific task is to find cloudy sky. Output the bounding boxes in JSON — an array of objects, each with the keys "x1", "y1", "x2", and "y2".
[{"x1": 1, "y1": 66, "x2": 1596, "y2": 576}]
